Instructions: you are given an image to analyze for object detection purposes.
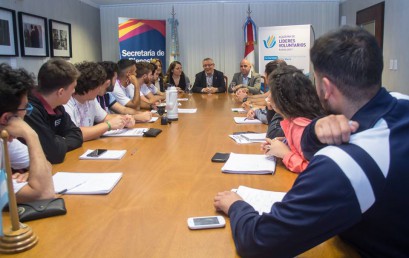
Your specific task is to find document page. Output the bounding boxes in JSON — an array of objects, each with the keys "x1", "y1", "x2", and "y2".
[
  {"x1": 234, "y1": 117, "x2": 262, "y2": 124},
  {"x1": 234, "y1": 185, "x2": 286, "y2": 215},
  {"x1": 241, "y1": 133, "x2": 267, "y2": 142},
  {"x1": 102, "y1": 128, "x2": 148, "y2": 137},
  {"x1": 79, "y1": 149, "x2": 127, "y2": 160}
]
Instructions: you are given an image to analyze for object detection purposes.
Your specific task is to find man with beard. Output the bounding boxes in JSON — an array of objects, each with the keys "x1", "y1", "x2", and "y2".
[
  {"x1": 214, "y1": 27, "x2": 409, "y2": 257},
  {"x1": 97, "y1": 61, "x2": 152, "y2": 122},
  {"x1": 64, "y1": 61, "x2": 135, "y2": 142},
  {"x1": 139, "y1": 62, "x2": 165, "y2": 107}
]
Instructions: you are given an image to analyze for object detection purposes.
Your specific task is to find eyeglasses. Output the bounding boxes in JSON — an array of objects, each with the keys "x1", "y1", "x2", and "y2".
[
  {"x1": 17, "y1": 103, "x2": 33, "y2": 116},
  {"x1": 203, "y1": 64, "x2": 214, "y2": 68}
]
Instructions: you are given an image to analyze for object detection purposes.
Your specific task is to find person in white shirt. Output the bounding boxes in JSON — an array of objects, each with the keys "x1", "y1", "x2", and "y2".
[
  {"x1": 137, "y1": 62, "x2": 164, "y2": 108},
  {"x1": 112, "y1": 59, "x2": 142, "y2": 110},
  {"x1": 148, "y1": 66, "x2": 165, "y2": 97},
  {"x1": 97, "y1": 61, "x2": 152, "y2": 122},
  {"x1": 0, "y1": 64, "x2": 54, "y2": 202},
  {"x1": 64, "y1": 62, "x2": 135, "y2": 142}
]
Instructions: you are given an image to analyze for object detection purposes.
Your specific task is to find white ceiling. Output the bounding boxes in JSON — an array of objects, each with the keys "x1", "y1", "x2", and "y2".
[{"x1": 84, "y1": 0, "x2": 343, "y2": 8}]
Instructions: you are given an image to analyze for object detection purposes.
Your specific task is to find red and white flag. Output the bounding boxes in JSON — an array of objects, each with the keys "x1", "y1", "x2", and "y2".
[{"x1": 243, "y1": 16, "x2": 257, "y2": 71}]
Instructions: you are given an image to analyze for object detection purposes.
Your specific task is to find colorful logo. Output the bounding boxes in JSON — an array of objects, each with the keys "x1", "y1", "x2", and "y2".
[{"x1": 263, "y1": 35, "x2": 276, "y2": 49}]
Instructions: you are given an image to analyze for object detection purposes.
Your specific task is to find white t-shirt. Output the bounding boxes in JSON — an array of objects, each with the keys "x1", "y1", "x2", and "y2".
[
  {"x1": 0, "y1": 140, "x2": 27, "y2": 194},
  {"x1": 112, "y1": 80, "x2": 135, "y2": 106},
  {"x1": 148, "y1": 84, "x2": 158, "y2": 94},
  {"x1": 64, "y1": 97, "x2": 107, "y2": 127},
  {"x1": 8, "y1": 139, "x2": 29, "y2": 170},
  {"x1": 140, "y1": 84, "x2": 151, "y2": 96}
]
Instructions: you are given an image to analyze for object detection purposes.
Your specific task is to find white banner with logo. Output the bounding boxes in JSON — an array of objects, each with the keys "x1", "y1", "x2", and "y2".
[{"x1": 258, "y1": 24, "x2": 312, "y2": 76}]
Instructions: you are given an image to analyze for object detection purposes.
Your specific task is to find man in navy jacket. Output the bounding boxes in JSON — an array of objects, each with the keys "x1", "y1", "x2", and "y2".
[
  {"x1": 214, "y1": 27, "x2": 409, "y2": 257},
  {"x1": 192, "y1": 57, "x2": 225, "y2": 93},
  {"x1": 25, "y1": 59, "x2": 82, "y2": 164}
]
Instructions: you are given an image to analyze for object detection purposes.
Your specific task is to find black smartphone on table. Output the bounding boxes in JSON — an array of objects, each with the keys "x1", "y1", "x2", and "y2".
[
  {"x1": 86, "y1": 149, "x2": 107, "y2": 157},
  {"x1": 211, "y1": 152, "x2": 230, "y2": 163}
]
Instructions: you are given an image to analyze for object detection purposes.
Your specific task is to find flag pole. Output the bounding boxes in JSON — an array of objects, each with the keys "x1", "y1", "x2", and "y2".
[
  {"x1": 244, "y1": 4, "x2": 257, "y2": 71},
  {"x1": 0, "y1": 130, "x2": 38, "y2": 254}
]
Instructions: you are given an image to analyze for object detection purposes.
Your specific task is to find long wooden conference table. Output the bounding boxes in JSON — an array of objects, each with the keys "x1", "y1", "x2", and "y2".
[{"x1": 3, "y1": 93, "x2": 359, "y2": 257}]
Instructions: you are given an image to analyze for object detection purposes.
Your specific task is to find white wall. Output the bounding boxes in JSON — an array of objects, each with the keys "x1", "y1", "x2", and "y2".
[
  {"x1": 100, "y1": 1, "x2": 339, "y2": 83},
  {"x1": 340, "y1": 0, "x2": 409, "y2": 94},
  {"x1": 0, "y1": 0, "x2": 101, "y2": 77}
]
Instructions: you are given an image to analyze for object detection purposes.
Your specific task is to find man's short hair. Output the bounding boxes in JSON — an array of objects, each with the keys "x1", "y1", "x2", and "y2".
[
  {"x1": 99, "y1": 61, "x2": 118, "y2": 81},
  {"x1": 37, "y1": 58, "x2": 80, "y2": 95},
  {"x1": 310, "y1": 26, "x2": 383, "y2": 101},
  {"x1": 117, "y1": 59, "x2": 135, "y2": 77},
  {"x1": 203, "y1": 57, "x2": 213, "y2": 63},
  {"x1": 0, "y1": 64, "x2": 35, "y2": 117},
  {"x1": 135, "y1": 62, "x2": 150, "y2": 78},
  {"x1": 74, "y1": 61, "x2": 106, "y2": 95},
  {"x1": 148, "y1": 63, "x2": 156, "y2": 75}
]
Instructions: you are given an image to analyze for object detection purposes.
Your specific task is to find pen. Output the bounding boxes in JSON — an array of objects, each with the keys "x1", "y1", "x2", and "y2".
[
  {"x1": 244, "y1": 118, "x2": 248, "y2": 121},
  {"x1": 57, "y1": 181, "x2": 87, "y2": 195}
]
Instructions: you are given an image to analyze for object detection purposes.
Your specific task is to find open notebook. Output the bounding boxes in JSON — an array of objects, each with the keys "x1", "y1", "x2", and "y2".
[
  {"x1": 53, "y1": 172, "x2": 123, "y2": 194},
  {"x1": 233, "y1": 185, "x2": 286, "y2": 215}
]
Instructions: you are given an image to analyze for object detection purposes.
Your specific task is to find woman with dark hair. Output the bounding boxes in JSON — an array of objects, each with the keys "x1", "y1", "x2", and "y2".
[
  {"x1": 150, "y1": 58, "x2": 164, "y2": 92},
  {"x1": 164, "y1": 61, "x2": 190, "y2": 93},
  {"x1": 262, "y1": 65, "x2": 325, "y2": 173}
]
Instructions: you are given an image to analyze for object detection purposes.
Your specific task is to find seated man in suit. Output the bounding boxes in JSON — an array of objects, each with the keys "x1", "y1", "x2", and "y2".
[
  {"x1": 229, "y1": 59, "x2": 261, "y2": 94},
  {"x1": 192, "y1": 58, "x2": 226, "y2": 93},
  {"x1": 0, "y1": 64, "x2": 54, "y2": 203}
]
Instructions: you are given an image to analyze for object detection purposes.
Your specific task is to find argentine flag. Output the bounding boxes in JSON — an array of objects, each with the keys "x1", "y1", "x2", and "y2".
[
  {"x1": 0, "y1": 169, "x2": 8, "y2": 236},
  {"x1": 1, "y1": 141, "x2": 9, "y2": 236}
]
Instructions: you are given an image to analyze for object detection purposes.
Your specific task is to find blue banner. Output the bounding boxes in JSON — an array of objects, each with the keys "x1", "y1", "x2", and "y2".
[{"x1": 118, "y1": 18, "x2": 166, "y2": 66}]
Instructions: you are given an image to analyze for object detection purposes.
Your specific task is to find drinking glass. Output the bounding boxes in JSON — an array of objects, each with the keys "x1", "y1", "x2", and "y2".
[
  {"x1": 187, "y1": 82, "x2": 193, "y2": 95},
  {"x1": 230, "y1": 82, "x2": 236, "y2": 94},
  {"x1": 207, "y1": 84, "x2": 212, "y2": 95}
]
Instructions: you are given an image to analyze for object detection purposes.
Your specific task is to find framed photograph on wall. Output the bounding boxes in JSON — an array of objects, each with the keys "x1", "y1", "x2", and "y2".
[
  {"x1": 0, "y1": 7, "x2": 18, "y2": 56},
  {"x1": 49, "y1": 19, "x2": 72, "y2": 58},
  {"x1": 18, "y1": 12, "x2": 48, "y2": 57}
]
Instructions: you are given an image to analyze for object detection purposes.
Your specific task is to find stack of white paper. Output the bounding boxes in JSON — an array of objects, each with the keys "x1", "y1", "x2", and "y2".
[
  {"x1": 53, "y1": 172, "x2": 123, "y2": 195},
  {"x1": 233, "y1": 185, "x2": 286, "y2": 215},
  {"x1": 234, "y1": 117, "x2": 262, "y2": 124},
  {"x1": 148, "y1": 117, "x2": 159, "y2": 123},
  {"x1": 79, "y1": 149, "x2": 127, "y2": 160},
  {"x1": 221, "y1": 153, "x2": 276, "y2": 174},
  {"x1": 231, "y1": 108, "x2": 246, "y2": 113},
  {"x1": 229, "y1": 135, "x2": 253, "y2": 144},
  {"x1": 241, "y1": 133, "x2": 267, "y2": 142},
  {"x1": 102, "y1": 128, "x2": 147, "y2": 137},
  {"x1": 178, "y1": 108, "x2": 197, "y2": 113}
]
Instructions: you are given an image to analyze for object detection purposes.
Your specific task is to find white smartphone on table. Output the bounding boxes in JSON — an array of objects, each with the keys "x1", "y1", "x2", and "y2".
[{"x1": 187, "y1": 216, "x2": 226, "y2": 230}]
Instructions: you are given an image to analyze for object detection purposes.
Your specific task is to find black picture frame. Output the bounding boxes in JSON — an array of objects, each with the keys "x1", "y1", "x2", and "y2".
[
  {"x1": 49, "y1": 19, "x2": 72, "y2": 58},
  {"x1": 0, "y1": 7, "x2": 19, "y2": 56},
  {"x1": 17, "y1": 12, "x2": 48, "y2": 57}
]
